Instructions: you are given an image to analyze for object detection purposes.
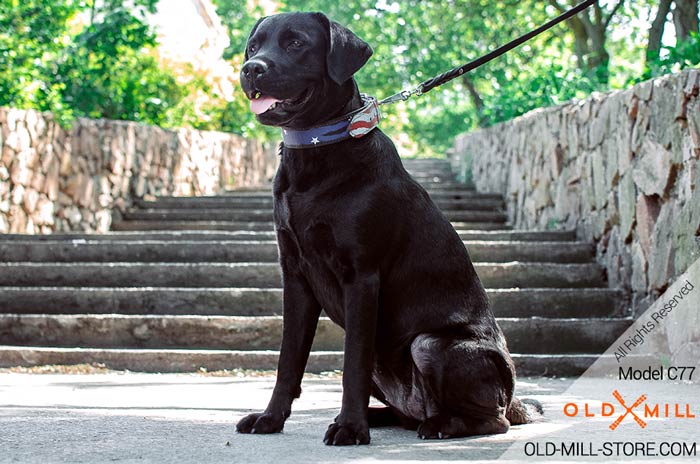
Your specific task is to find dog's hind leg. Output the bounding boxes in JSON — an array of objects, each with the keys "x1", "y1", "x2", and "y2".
[
  {"x1": 410, "y1": 333, "x2": 514, "y2": 439},
  {"x1": 367, "y1": 381, "x2": 420, "y2": 429}
]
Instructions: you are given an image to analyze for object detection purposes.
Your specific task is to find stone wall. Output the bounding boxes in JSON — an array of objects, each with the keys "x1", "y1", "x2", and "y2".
[
  {"x1": 0, "y1": 107, "x2": 277, "y2": 234},
  {"x1": 451, "y1": 69, "x2": 700, "y2": 315}
]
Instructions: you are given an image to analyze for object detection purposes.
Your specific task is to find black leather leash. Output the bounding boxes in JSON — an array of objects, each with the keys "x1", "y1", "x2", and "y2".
[{"x1": 378, "y1": 0, "x2": 597, "y2": 106}]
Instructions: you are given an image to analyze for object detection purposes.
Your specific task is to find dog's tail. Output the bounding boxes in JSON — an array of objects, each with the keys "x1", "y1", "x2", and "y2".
[{"x1": 506, "y1": 397, "x2": 544, "y2": 425}]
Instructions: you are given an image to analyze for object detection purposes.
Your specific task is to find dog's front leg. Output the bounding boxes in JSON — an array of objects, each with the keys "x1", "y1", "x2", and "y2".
[
  {"x1": 236, "y1": 268, "x2": 322, "y2": 434},
  {"x1": 324, "y1": 273, "x2": 379, "y2": 446}
]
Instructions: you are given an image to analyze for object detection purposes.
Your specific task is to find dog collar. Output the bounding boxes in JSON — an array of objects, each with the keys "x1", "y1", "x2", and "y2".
[{"x1": 281, "y1": 95, "x2": 380, "y2": 149}]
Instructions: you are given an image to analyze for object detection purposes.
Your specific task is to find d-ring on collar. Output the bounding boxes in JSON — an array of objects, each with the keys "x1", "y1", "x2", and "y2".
[{"x1": 281, "y1": 95, "x2": 380, "y2": 149}]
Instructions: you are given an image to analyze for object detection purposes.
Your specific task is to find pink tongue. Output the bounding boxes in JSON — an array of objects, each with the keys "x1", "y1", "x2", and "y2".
[{"x1": 250, "y1": 96, "x2": 281, "y2": 115}]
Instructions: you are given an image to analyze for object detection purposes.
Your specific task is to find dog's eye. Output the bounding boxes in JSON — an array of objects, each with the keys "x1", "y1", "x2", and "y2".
[
  {"x1": 287, "y1": 40, "x2": 303, "y2": 51},
  {"x1": 248, "y1": 44, "x2": 258, "y2": 55}
]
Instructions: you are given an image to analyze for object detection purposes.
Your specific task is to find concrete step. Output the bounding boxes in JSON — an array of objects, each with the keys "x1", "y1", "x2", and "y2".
[
  {"x1": 0, "y1": 345, "x2": 637, "y2": 376},
  {"x1": 121, "y1": 208, "x2": 508, "y2": 223},
  {"x1": 221, "y1": 189, "x2": 273, "y2": 196},
  {"x1": 0, "y1": 229, "x2": 576, "y2": 242},
  {"x1": 0, "y1": 314, "x2": 632, "y2": 354},
  {"x1": 0, "y1": 262, "x2": 605, "y2": 288},
  {"x1": 136, "y1": 197, "x2": 276, "y2": 209},
  {"x1": 111, "y1": 220, "x2": 276, "y2": 231},
  {"x1": 405, "y1": 159, "x2": 451, "y2": 165},
  {"x1": 0, "y1": 240, "x2": 593, "y2": 263},
  {"x1": 216, "y1": 186, "x2": 493, "y2": 196},
  {"x1": 0, "y1": 240, "x2": 280, "y2": 263},
  {"x1": 0, "y1": 231, "x2": 278, "y2": 241},
  {"x1": 216, "y1": 188, "x2": 500, "y2": 201},
  {"x1": 411, "y1": 175, "x2": 457, "y2": 183},
  {"x1": 134, "y1": 196, "x2": 504, "y2": 211},
  {"x1": 408, "y1": 170, "x2": 455, "y2": 177},
  {"x1": 111, "y1": 220, "x2": 511, "y2": 232},
  {"x1": 457, "y1": 230, "x2": 575, "y2": 241},
  {"x1": 417, "y1": 182, "x2": 479, "y2": 190},
  {"x1": 401, "y1": 159, "x2": 451, "y2": 169},
  {"x1": 0, "y1": 287, "x2": 624, "y2": 318},
  {"x1": 216, "y1": 187, "x2": 485, "y2": 196},
  {"x1": 424, "y1": 190, "x2": 501, "y2": 200}
]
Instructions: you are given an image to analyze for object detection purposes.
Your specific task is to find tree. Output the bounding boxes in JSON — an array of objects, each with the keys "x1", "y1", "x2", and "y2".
[
  {"x1": 546, "y1": 0, "x2": 625, "y2": 83},
  {"x1": 0, "y1": 0, "x2": 82, "y2": 115},
  {"x1": 672, "y1": 0, "x2": 699, "y2": 40},
  {"x1": 646, "y1": 0, "x2": 674, "y2": 64},
  {"x1": 645, "y1": 0, "x2": 700, "y2": 78},
  {"x1": 53, "y1": 0, "x2": 188, "y2": 125},
  {"x1": 1, "y1": 0, "x2": 208, "y2": 127}
]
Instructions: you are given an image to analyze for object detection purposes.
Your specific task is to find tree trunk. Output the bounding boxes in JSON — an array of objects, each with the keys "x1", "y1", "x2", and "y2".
[
  {"x1": 586, "y1": 21, "x2": 609, "y2": 80},
  {"x1": 646, "y1": 0, "x2": 673, "y2": 64},
  {"x1": 567, "y1": 17, "x2": 591, "y2": 70},
  {"x1": 672, "y1": 0, "x2": 699, "y2": 41},
  {"x1": 462, "y1": 76, "x2": 487, "y2": 127},
  {"x1": 548, "y1": 0, "x2": 622, "y2": 83},
  {"x1": 549, "y1": 0, "x2": 591, "y2": 70}
]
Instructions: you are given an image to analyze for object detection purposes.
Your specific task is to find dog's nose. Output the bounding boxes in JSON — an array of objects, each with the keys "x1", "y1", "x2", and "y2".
[{"x1": 242, "y1": 59, "x2": 268, "y2": 79}]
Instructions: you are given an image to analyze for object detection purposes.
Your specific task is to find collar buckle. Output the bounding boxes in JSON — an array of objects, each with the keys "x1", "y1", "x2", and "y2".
[{"x1": 281, "y1": 95, "x2": 381, "y2": 149}]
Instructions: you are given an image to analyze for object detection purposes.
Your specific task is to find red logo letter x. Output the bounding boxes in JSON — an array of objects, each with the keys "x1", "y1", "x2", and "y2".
[{"x1": 609, "y1": 390, "x2": 647, "y2": 430}]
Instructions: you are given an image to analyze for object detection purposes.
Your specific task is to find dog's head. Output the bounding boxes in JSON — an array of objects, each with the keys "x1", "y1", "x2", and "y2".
[{"x1": 240, "y1": 12, "x2": 372, "y2": 128}]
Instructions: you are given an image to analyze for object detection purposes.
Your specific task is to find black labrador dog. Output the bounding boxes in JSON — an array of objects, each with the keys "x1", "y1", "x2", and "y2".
[{"x1": 237, "y1": 12, "x2": 538, "y2": 446}]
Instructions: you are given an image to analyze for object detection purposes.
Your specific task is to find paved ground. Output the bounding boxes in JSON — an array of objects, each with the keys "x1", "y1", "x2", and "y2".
[{"x1": 0, "y1": 371, "x2": 697, "y2": 463}]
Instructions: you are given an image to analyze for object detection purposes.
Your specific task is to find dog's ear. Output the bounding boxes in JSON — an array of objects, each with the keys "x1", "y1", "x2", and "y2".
[
  {"x1": 244, "y1": 16, "x2": 267, "y2": 60},
  {"x1": 313, "y1": 12, "x2": 373, "y2": 85}
]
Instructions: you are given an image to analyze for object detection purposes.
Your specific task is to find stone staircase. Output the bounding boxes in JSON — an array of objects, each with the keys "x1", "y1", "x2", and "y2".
[{"x1": 0, "y1": 158, "x2": 631, "y2": 376}]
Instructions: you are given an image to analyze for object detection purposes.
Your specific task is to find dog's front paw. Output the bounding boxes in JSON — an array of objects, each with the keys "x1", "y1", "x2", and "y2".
[
  {"x1": 323, "y1": 419, "x2": 370, "y2": 446},
  {"x1": 236, "y1": 411, "x2": 286, "y2": 434}
]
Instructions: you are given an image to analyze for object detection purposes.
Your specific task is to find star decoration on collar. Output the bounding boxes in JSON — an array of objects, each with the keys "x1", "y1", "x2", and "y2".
[{"x1": 310, "y1": 137, "x2": 320, "y2": 145}]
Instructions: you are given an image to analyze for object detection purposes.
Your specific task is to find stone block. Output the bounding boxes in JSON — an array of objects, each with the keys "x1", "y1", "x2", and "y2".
[
  {"x1": 649, "y1": 78, "x2": 679, "y2": 148},
  {"x1": 630, "y1": 242, "x2": 647, "y2": 292},
  {"x1": 63, "y1": 205, "x2": 82, "y2": 226},
  {"x1": 632, "y1": 136, "x2": 672, "y2": 196},
  {"x1": 59, "y1": 148, "x2": 73, "y2": 176},
  {"x1": 11, "y1": 125, "x2": 31, "y2": 152},
  {"x1": 532, "y1": 179, "x2": 552, "y2": 210},
  {"x1": 605, "y1": 133, "x2": 620, "y2": 187},
  {"x1": 592, "y1": 148, "x2": 607, "y2": 209},
  {"x1": 34, "y1": 198, "x2": 55, "y2": 226},
  {"x1": 588, "y1": 97, "x2": 609, "y2": 148},
  {"x1": 648, "y1": 201, "x2": 675, "y2": 290},
  {"x1": 636, "y1": 194, "x2": 662, "y2": 259},
  {"x1": 23, "y1": 188, "x2": 39, "y2": 213},
  {"x1": 95, "y1": 209, "x2": 111, "y2": 233},
  {"x1": 11, "y1": 185, "x2": 25, "y2": 205},
  {"x1": 9, "y1": 157, "x2": 30, "y2": 185},
  {"x1": 64, "y1": 173, "x2": 84, "y2": 201},
  {"x1": 687, "y1": 100, "x2": 700, "y2": 156},
  {"x1": 634, "y1": 79, "x2": 654, "y2": 101},
  {"x1": 79, "y1": 176, "x2": 95, "y2": 208},
  {"x1": 9, "y1": 205, "x2": 27, "y2": 233},
  {"x1": 580, "y1": 155, "x2": 596, "y2": 211},
  {"x1": 630, "y1": 101, "x2": 650, "y2": 154},
  {"x1": 618, "y1": 173, "x2": 636, "y2": 241},
  {"x1": 44, "y1": 159, "x2": 60, "y2": 201}
]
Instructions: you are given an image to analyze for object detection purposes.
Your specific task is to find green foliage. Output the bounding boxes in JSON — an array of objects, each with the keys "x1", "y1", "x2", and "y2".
[
  {"x1": 3, "y1": 0, "x2": 699, "y2": 154},
  {"x1": 0, "y1": 0, "x2": 82, "y2": 121},
  {"x1": 0, "y1": 0, "x2": 204, "y2": 128},
  {"x1": 643, "y1": 32, "x2": 700, "y2": 80},
  {"x1": 53, "y1": 3, "x2": 189, "y2": 126}
]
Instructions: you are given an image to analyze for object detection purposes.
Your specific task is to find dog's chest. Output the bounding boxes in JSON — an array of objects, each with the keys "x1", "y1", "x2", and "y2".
[{"x1": 274, "y1": 189, "x2": 353, "y2": 324}]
